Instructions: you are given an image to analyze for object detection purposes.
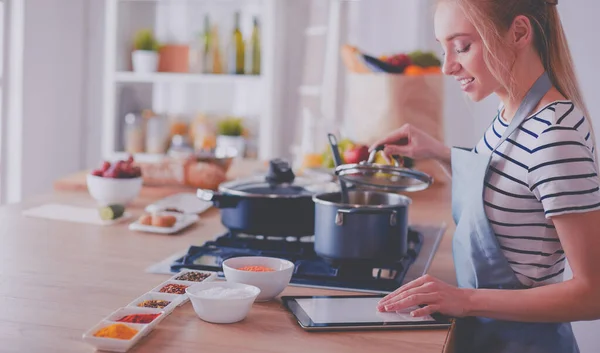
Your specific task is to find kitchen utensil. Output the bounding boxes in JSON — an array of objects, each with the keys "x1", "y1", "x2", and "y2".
[
  {"x1": 197, "y1": 159, "x2": 319, "y2": 237},
  {"x1": 335, "y1": 145, "x2": 432, "y2": 192},
  {"x1": 313, "y1": 189, "x2": 411, "y2": 261},
  {"x1": 327, "y1": 133, "x2": 349, "y2": 204},
  {"x1": 222, "y1": 256, "x2": 294, "y2": 302}
]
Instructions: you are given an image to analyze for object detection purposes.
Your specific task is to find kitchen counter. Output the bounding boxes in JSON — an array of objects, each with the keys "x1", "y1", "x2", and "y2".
[{"x1": 1, "y1": 161, "x2": 457, "y2": 353}]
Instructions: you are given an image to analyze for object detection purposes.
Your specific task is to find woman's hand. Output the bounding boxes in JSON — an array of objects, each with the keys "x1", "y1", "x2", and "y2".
[
  {"x1": 377, "y1": 274, "x2": 473, "y2": 318},
  {"x1": 369, "y1": 124, "x2": 450, "y2": 164}
]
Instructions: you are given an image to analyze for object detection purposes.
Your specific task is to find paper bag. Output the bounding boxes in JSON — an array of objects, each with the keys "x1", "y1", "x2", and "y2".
[{"x1": 343, "y1": 73, "x2": 447, "y2": 183}]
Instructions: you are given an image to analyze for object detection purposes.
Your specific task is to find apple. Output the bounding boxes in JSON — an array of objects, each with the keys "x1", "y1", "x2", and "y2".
[{"x1": 343, "y1": 145, "x2": 369, "y2": 164}]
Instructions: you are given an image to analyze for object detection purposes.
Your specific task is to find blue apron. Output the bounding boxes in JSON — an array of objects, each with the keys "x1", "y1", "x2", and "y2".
[{"x1": 451, "y1": 72, "x2": 579, "y2": 353}]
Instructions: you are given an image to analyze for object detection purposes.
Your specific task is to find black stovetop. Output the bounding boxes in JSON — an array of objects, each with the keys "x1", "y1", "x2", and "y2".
[{"x1": 170, "y1": 226, "x2": 441, "y2": 293}]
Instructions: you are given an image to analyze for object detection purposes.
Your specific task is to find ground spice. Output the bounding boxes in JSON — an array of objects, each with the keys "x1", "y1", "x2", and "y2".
[
  {"x1": 159, "y1": 283, "x2": 188, "y2": 294},
  {"x1": 175, "y1": 271, "x2": 211, "y2": 282},
  {"x1": 94, "y1": 323, "x2": 138, "y2": 340},
  {"x1": 238, "y1": 265, "x2": 275, "y2": 272},
  {"x1": 137, "y1": 300, "x2": 171, "y2": 309},
  {"x1": 117, "y1": 313, "x2": 160, "y2": 324}
]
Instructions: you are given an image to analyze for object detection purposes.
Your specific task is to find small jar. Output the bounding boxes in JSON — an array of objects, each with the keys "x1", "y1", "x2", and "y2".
[
  {"x1": 146, "y1": 114, "x2": 170, "y2": 154},
  {"x1": 124, "y1": 113, "x2": 145, "y2": 154}
]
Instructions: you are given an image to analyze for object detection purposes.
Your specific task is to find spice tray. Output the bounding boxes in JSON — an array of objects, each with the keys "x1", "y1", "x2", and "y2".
[
  {"x1": 127, "y1": 292, "x2": 184, "y2": 314},
  {"x1": 129, "y1": 212, "x2": 199, "y2": 235},
  {"x1": 83, "y1": 270, "x2": 218, "y2": 352},
  {"x1": 82, "y1": 320, "x2": 150, "y2": 353}
]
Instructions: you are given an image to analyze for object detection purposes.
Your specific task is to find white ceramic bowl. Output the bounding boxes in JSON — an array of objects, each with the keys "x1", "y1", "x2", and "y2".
[
  {"x1": 222, "y1": 256, "x2": 294, "y2": 302},
  {"x1": 86, "y1": 174, "x2": 143, "y2": 205},
  {"x1": 186, "y1": 281, "x2": 260, "y2": 324}
]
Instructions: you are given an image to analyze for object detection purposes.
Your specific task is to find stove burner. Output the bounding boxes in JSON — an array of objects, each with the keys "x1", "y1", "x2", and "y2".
[{"x1": 171, "y1": 228, "x2": 424, "y2": 293}]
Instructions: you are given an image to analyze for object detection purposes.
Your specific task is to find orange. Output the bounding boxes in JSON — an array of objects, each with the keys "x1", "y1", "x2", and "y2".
[
  {"x1": 404, "y1": 65, "x2": 425, "y2": 76},
  {"x1": 302, "y1": 153, "x2": 323, "y2": 169},
  {"x1": 424, "y1": 66, "x2": 443, "y2": 74}
]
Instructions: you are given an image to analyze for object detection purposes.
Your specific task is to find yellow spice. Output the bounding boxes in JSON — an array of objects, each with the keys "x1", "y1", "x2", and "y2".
[{"x1": 94, "y1": 323, "x2": 138, "y2": 340}]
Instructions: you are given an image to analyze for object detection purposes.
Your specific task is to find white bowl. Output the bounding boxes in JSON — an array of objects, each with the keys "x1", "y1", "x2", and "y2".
[
  {"x1": 222, "y1": 256, "x2": 294, "y2": 302},
  {"x1": 86, "y1": 174, "x2": 143, "y2": 206},
  {"x1": 186, "y1": 281, "x2": 260, "y2": 324}
]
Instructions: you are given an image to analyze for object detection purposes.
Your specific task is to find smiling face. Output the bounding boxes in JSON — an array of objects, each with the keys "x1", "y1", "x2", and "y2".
[{"x1": 435, "y1": 1, "x2": 503, "y2": 102}]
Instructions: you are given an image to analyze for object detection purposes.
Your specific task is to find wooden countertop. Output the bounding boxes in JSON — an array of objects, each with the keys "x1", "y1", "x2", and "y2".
[{"x1": 2, "y1": 161, "x2": 457, "y2": 353}]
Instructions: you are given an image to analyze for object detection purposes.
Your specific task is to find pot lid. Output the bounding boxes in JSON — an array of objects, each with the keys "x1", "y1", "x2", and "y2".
[
  {"x1": 218, "y1": 159, "x2": 322, "y2": 198},
  {"x1": 335, "y1": 160, "x2": 432, "y2": 192}
]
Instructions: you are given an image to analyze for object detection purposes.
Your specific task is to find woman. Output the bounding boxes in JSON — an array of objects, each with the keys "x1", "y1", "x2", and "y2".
[{"x1": 373, "y1": 0, "x2": 600, "y2": 352}]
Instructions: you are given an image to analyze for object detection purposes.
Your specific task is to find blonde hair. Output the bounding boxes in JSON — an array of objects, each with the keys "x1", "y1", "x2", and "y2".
[{"x1": 440, "y1": 0, "x2": 595, "y2": 151}]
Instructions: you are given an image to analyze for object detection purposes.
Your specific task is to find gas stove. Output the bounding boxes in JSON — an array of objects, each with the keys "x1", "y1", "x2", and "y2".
[{"x1": 171, "y1": 224, "x2": 445, "y2": 294}]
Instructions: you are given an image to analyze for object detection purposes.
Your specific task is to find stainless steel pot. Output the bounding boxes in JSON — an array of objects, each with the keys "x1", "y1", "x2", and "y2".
[{"x1": 312, "y1": 190, "x2": 411, "y2": 261}]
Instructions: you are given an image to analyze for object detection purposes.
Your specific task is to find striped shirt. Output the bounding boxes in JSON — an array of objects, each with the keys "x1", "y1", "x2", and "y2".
[{"x1": 474, "y1": 100, "x2": 600, "y2": 287}]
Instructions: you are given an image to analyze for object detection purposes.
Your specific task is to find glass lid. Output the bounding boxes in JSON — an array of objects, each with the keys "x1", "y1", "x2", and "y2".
[{"x1": 335, "y1": 163, "x2": 433, "y2": 192}]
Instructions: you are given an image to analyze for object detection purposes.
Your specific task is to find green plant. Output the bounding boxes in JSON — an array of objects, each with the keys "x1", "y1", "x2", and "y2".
[
  {"x1": 217, "y1": 117, "x2": 244, "y2": 137},
  {"x1": 133, "y1": 29, "x2": 160, "y2": 52}
]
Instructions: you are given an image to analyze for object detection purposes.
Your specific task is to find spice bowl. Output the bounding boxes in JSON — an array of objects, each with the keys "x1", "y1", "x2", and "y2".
[
  {"x1": 105, "y1": 307, "x2": 166, "y2": 331},
  {"x1": 222, "y1": 256, "x2": 294, "y2": 302},
  {"x1": 127, "y1": 292, "x2": 183, "y2": 314},
  {"x1": 186, "y1": 281, "x2": 261, "y2": 324},
  {"x1": 150, "y1": 280, "x2": 196, "y2": 303},
  {"x1": 169, "y1": 269, "x2": 217, "y2": 284},
  {"x1": 82, "y1": 320, "x2": 150, "y2": 353}
]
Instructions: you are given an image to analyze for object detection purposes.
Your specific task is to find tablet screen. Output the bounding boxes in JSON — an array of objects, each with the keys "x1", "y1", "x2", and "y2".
[
  {"x1": 295, "y1": 296, "x2": 435, "y2": 323},
  {"x1": 282, "y1": 295, "x2": 452, "y2": 330}
]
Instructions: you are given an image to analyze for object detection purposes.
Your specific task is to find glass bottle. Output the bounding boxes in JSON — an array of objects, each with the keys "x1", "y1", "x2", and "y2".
[
  {"x1": 202, "y1": 14, "x2": 213, "y2": 74},
  {"x1": 230, "y1": 12, "x2": 245, "y2": 75},
  {"x1": 250, "y1": 16, "x2": 261, "y2": 75}
]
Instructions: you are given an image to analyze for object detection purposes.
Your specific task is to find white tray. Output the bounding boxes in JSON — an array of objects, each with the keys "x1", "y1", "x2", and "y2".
[
  {"x1": 128, "y1": 212, "x2": 199, "y2": 234},
  {"x1": 144, "y1": 192, "x2": 212, "y2": 214}
]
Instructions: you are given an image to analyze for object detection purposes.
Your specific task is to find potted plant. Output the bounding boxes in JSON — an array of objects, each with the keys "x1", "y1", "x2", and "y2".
[
  {"x1": 216, "y1": 117, "x2": 246, "y2": 158},
  {"x1": 132, "y1": 29, "x2": 160, "y2": 73}
]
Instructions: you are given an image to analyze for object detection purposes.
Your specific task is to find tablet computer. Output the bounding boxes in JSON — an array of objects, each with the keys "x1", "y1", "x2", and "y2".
[{"x1": 282, "y1": 295, "x2": 453, "y2": 331}]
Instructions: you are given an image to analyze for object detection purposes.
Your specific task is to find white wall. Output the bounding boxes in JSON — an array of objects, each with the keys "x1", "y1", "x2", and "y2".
[
  {"x1": 20, "y1": 0, "x2": 89, "y2": 199},
  {"x1": 2, "y1": 0, "x2": 90, "y2": 202}
]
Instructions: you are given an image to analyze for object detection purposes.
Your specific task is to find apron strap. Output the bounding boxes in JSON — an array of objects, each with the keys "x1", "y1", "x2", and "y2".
[{"x1": 491, "y1": 73, "x2": 552, "y2": 154}]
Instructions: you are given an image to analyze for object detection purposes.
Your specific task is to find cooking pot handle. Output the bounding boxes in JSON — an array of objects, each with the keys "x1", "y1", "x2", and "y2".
[
  {"x1": 335, "y1": 208, "x2": 398, "y2": 226},
  {"x1": 196, "y1": 189, "x2": 239, "y2": 209}
]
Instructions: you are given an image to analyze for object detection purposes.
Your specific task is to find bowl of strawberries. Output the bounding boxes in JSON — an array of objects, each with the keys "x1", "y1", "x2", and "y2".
[{"x1": 87, "y1": 156, "x2": 143, "y2": 205}]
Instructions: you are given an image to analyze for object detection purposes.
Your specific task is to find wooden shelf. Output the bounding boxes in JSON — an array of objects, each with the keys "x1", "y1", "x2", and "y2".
[{"x1": 114, "y1": 71, "x2": 263, "y2": 84}]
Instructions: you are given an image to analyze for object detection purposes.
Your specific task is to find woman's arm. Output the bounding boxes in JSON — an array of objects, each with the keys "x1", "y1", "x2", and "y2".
[
  {"x1": 377, "y1": 209, "x2": 600, "y2": 322},
  {"x1": 368, "y1": 124, "x2": 453, "y2": 175},
  {"x1": 435, "y1": 146, "x2": 452, "y2": 179},
  {"x1": 467, "y1": 209, "x2": 600, "y2": 322}
]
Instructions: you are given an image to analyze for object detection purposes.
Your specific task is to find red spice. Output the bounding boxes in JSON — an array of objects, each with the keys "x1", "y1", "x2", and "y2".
[
  {"x1": 159, "y1": 283, "x2": 188, "y2": 294},
  {"x1": 117, "y1": 313, "x2": 160, "y2": 324},
  {"x1": 238, "y1": 265, "x2": 275, "y2": 272}
]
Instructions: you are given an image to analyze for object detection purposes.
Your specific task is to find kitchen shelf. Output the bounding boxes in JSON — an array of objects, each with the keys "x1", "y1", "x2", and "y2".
[{"x1": 115, "y1": 71, "x2": 263, "y2": 84}]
